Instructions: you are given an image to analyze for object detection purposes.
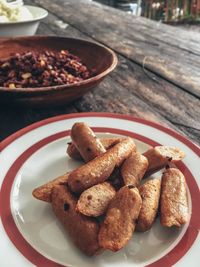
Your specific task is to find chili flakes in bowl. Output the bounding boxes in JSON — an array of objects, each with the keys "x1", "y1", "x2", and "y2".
[{"x1": 0, "y1": 50, "x2": 92, "y2": 89}]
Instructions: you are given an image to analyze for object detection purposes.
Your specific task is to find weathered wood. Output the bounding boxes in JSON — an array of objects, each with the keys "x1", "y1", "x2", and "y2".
[
  {"x1": 0, "y1": 104, "x2": 78, "y2": 141},
  {"x1": 30, "y1": 0, "x2": 200, "y2": 98},
  {"x1": 0, "y1": 2, "x2": 199, "y2": 146},
  {"x1": 38, "y1": 11, "x2": 200, "y2": 143}
]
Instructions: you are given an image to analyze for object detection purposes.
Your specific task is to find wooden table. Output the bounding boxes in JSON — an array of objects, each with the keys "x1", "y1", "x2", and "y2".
[{"x1": 0, "y1": 0, "x2": 199, "y2": 145}]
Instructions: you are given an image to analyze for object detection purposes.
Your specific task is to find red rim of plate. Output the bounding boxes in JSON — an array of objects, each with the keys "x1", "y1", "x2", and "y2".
[{"x1": 0, "y1": 112, "x2": 199, "y2": 267}]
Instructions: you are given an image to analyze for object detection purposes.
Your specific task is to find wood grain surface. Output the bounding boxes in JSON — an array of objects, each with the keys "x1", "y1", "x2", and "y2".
[
  {"x1": 30, "y1": 0, "x2": 200, "y2": 98},
  {"x1": 0, "y1": 0, "x2": 199, "y2": 145}
]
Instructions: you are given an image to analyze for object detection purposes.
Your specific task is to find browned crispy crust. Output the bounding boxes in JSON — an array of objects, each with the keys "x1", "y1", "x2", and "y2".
[
  {"x1": 136, "y1": 179, "x2": 161, "y2": 232},
  {"x1": 98, "y1": 186, "x2": 142, "y2": 251},
  {"x1": 143, "y1": 146, "x2": 185, "y2": 177},
  {"x1": 32, "y1": 173, "x2": 69, "y2": 202},
  {"x1": 68, "y1": 138, "x2": 136, "y2": 193},
  {"x1": 100, "y1": 137, "x2": 124, "y2": 150},
  {"x1": 121, "y1": 152, "x2": 148, "y2": 186},
  {"x1": 70, "y1": 122, "x2": 106, "y2": 162},
  {"x1": 67, "y1": 137, "x2": 123, "y2": 161},
  {"x1": 51, "y1": 185, "x2": 100, "y2": 256},
  {"x1": 67, "y1": 142, "x2": 82, "y2": 160},
  {"x1": 77, "y1": 182, "x2": 116, "y2": 217},
  {"x1": 108, "y1": 167, "x2": 124, "y2": 190},
  {"x1": 160, "y1": 168, "x2": 189, "y2": 227}
]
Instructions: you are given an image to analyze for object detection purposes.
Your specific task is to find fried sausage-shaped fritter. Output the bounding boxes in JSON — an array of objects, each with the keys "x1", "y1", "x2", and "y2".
[
  {"x1": 98, "y1": 186, "x2": 142, "y2": 251},
  {"x1": 160, "y1": 168, "x2": 189, "y2": 227},
  {"x1": 67, "y1": 137, "x2": 123, "y2": 161},
  {"x1": 70, "y1": 122, "x2": 106, "y2": 162},
  {"x1": 136, "y1": 179, "x2": 161, "y2": 232},
  {"x1": 143, "y1": 146, "x2": 185, "y2": 177},
  {"x1": 51, "y1": 185, "x2": 100, "y2": 256},
  {"x1": 108, "y1": 167, "x2": 123, "y2": 190},
  {"x1": 68, "y1": 138, "x2": 136, "y2": 193},
  {"x1": 32, "y1": 173, "x2": 69, "y2": 202},
  {"x1": 121, "y1": 152, "x2": 148, "y2": 186},
  {"x1": 67, "y1": 142, "x2": 82, "y2": 160},
  {"x1": 77, "y1": 182, "x2": 116, "y2": 217}
]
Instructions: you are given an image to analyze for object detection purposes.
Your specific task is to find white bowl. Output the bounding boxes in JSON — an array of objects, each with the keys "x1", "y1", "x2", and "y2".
[{"x1": 0, "y1": 5, "x2": 48, "y2": 36}]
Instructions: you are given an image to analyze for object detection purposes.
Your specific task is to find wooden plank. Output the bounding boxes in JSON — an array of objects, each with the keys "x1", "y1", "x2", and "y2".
[
  {"x1": 39, "y1": 12, "x2": 200, "y2": 127},
  {"x1": 0, "y1": 104, "x2": 78, "y2": 142},
  {"x1": 36, "y1": 11, "x2": 200, "y2": 143},
  {"x1": 30, "y1": 0, "x2": 200, "y2": 98},
  {"x1": 0, "y1": 8, "x2": 199, "y2": 145}
]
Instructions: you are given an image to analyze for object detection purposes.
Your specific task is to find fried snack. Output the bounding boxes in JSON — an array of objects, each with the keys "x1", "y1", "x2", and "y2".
[
  {"x1": 77, "y1": 182, "x2": 116, "y2": 217},
  {"x1": 136, "y1": 179, "x2": 161, "y2": 232},
  {"x1": 67, "y1": 142, "x2": 82, "y2": 160},
  {"x1": 67, "y1": 137, "x2": 123, "y2": 161},
  {"x1": 32, "y1": 173, "x2": 69, "y2": 202},
  {"x1": 68, "y1": 138, "x2": 136, "y2": 193},
  {"x1": 98, "y1": 186, "x2": 142, "y2": 251},
  {"x1": 51, "y1": 185, "x2": 100, "y2": 256},
  {"x1": 121, "y1": 152, "x2": 148, "y2": 186},
  {"x1": 70, "y1": 122, "x2": 106, "y2": 162},
  {"x1": 143, "y1": 146, "x2": 185, "y2": 177},
  {"x1": 160, "y1": 167, "x2": 189, "y2": 227},
  {"x1": 108, "y1": 167, "x2": 123, "y2": 190}
]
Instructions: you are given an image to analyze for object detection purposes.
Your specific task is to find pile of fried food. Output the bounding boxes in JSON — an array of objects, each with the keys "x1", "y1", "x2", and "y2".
[
  {"x1": 32, "y1": 122, "x2": 189, "y2": 256},
  {"x1": 0, "y1": 50, "x2": 91, "y2": 89}
]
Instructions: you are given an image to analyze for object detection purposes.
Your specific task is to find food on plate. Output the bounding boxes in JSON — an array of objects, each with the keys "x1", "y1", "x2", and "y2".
[
  {"x1": 70, "y1": 122, "x2": 106, "y2": 162},
  {"x1": 68, "y1": 157, "x2": 115, "y2": 194},
  {"x1": 160, "y1": 167, "x2": 189, "y2": 227},
  {"x1": 143, "y1": 146, "x2": 185, "y2": 177},
  {"x1": 77, "y1": 182, "x2": 116, "y2": 217},
  {"x1": 0, "y1": 0, "x2": 33, "y2": 23},
  {"x1": 0, "y1": 50, "x2": 92, "y2": 89},
  {"x1": 136, "y1": 178, "x2": 161, "y2": 232},
  {"x1": 121, "y1": 152, "x2": 148, "y2": 186},
  {"x1": 98, "y1": 137, "x2": 124, "y2": 151},
  {"x1": 67, "y1": 141, "x2": 83, "y2": 160},
  {"x1": 68, "y1": 137, "x2": 135, "y2": 193},
  {"x1": 67, "y1": 137, "x2": 123, "y2": 161},
  {"x1": 32, "y1": 173, "x2": 69, "y2": 202},
  {"x1": 51, "y1": 185, "x2": 100, "y2": 256},
  {"x1": 33, "y1": 122, "x2": 189, "y2": 256},
  {"x1": 98, "y1": 186, "x2": 142, "y2": 251},
  {"x1": 108, "y1": 167, "x2": 123, "y2": 190}
]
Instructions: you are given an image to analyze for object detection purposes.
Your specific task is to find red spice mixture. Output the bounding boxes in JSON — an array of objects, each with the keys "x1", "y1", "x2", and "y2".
[{"x1": 0, "y1": 50, "x2": 92, "y2": 88}]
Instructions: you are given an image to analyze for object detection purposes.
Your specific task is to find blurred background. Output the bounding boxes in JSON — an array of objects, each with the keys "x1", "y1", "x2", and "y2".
[{"x1": 94, "y1": 0, "x2": 200, "y2": 30}]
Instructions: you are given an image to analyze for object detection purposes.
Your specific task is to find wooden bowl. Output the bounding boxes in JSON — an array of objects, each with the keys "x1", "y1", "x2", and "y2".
[{"x1": 0, "y1": 36, "x2": 118, "y2": 107}]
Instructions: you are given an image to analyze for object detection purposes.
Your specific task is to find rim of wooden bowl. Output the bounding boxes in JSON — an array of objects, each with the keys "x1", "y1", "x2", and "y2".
[{"x1": 0, "y1": 36, "x2": 118, "y2": 94}]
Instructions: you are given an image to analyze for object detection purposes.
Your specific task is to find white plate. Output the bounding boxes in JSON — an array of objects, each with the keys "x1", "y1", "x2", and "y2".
[{"x1": 0, "y1": 113, "x2": 199, "y2": 267}]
